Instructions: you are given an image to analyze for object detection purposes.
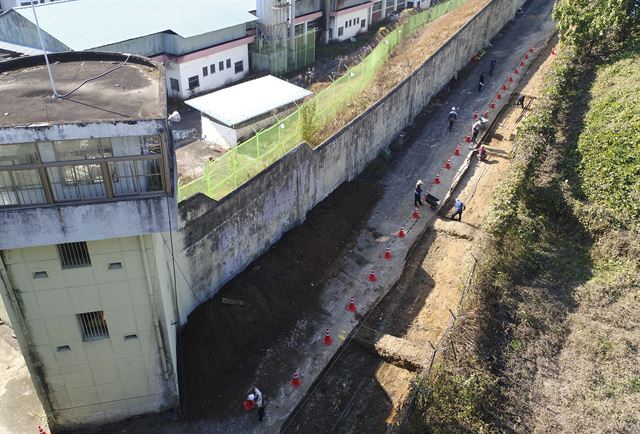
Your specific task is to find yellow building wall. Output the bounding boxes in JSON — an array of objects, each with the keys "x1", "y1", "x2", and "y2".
[{"x1": 2, "y1": 235, "x2": 176, "y2": 428}]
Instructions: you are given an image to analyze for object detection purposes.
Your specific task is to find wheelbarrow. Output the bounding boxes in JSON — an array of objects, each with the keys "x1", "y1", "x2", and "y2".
[{"x1": 424, "y1": 193, "x2": 440, "y2": 209}]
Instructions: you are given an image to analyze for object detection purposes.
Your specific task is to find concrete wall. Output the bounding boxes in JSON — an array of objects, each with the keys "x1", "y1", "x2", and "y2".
[
  {"x1": 296, "y1": 0, "x2": 322, "y2": 16},
  {"x1": 0, "y1": 236, "x2": 178, "y2": 430},
  {"x1": 201, "y1": 116, "x2": 237, "y2": 148},
  {"x1": 173, "y1": 0, "x2": 525, "y2": 321},
  {"x1": 0, "y1": 11, "x2": 69, "y2": 52}
]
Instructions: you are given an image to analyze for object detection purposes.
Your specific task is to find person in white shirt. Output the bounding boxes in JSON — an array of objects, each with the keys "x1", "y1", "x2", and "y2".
[{"x1": 247, "y1": 387, "x2": 265, "y2": 421}]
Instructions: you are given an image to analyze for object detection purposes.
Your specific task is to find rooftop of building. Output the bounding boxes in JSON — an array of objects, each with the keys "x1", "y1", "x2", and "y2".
[
  {"x1": 0, "y1": 52, "x2": 165, "y2": 127},
  {"x1": 185, "y1": 75, "x2": 313, "y2": 127},
  {"x1": 6, "y1": 0, "x2": 258, "y2": 51}
]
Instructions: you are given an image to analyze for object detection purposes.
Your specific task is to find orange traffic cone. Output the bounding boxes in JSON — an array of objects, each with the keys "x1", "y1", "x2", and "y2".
[
  {"x1": 434, "y1": 175, "x2": 441, "y2": 185},
  {"x1": 473, "y1": 111, "x2": 478, "y2": 120},
  {"x1": 514, "y1": 68, "x2": 520, "y2": 74},
  {"x1": 384, "y1": 248, "x2": 392, "y2": 260},
  {"x1": 38, "y1": 428, "x2": 48, "y2": 434},
  {"x1": 519, "y1": 60, "x2": 525, "y2": 67},
  {"x1": 444, "y1": 159, "x2": 451, "y2": 170},
  {"x1": 529, "y1": 47, "x2": 534, "y2": 53},
  {"x1": 496, "y1": 92, "x2": 502, "y2": 100},
  {"x1": 291, "y1": 371, "x2": 302, "y2": 388},
  {"x1": 347, "y1": 297, "x2": 357, "y2": 312},
  {"x1": 454, "y1": 145, "x2": 461, "y2": 156},
  {"x1": 323, "y1": 329, "x2": 333, "y2": 345},
  {"x1": 465, "y1": 134, "x2": 472, "y2": 143},
  {"x1": 501, "y1": 84, "x2": 507, "y2": 91},
  {"x1": 412, "y1": 207, "x2": 420, "y2": 220},
  {"x1": 368, "y1": 268, "x2": 378, "y2": 282},
  {"x1": 397, "y1": 227, "x2": 406, "y2": 238},
  {"x1": 525, "y1": 53, "x2": 529, "y2": 59},
  {"x1": 483, "y1": 111, "x2": 489, "y2": 118},
  {"x1": 489, "y1": 101, "x2": 496, "y2": 109},
  {"x1": 508, "y1": 75, "x2": 514, "y2": 82}
]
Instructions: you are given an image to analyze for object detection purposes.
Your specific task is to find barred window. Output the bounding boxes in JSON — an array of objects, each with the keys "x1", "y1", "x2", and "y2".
[
  {"x1": 57, "y1": 242, "x2": 91, "y2": 268},
  {"x1": 78, "y1": 311, "x2": 109, "y2": 341}
]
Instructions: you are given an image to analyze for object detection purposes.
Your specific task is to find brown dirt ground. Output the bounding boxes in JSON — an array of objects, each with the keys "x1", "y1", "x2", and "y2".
[
  {"x1": 281, "y1": 42, "x2": 555, "y2": 434},
  {"x1": 180, "y1": 179, "x2": 384, "y2": 420}
]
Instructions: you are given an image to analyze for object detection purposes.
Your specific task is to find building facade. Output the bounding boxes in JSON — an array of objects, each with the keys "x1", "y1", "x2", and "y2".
[
  {"x1": 0, "y1": 52, "x2": 180, "y2": 430},
  {"x1": 0, "y1": 1, "x2": 258, "y2": 100}
]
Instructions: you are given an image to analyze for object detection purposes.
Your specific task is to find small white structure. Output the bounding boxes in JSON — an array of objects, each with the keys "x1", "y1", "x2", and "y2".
[{"x1": 185, "y1": 75, "x2": 313, "y2": 149}]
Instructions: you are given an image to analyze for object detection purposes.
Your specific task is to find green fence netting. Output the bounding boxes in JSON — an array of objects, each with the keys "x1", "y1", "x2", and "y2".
[{"x1": 178, "y1": 0, "x2": 466, "y2": 202}]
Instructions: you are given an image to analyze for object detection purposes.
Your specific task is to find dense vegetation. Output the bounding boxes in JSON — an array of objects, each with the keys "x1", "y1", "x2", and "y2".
[{"x1": 400, "y1": 1, "x2": 640, "y2": 432}]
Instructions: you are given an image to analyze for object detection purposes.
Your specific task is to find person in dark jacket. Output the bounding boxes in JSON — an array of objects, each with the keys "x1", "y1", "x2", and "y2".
[
  {"x1": 489, "y1": 57, "x2": 497, "y2": 75},
  {"x1": 450, "y1": 198, "x2": 465, "y2": 221},
  {"x1": 448, "y1": 107, "x2": 458, "y2": 132},
  {"x1": 415, "y1": 180, "x2": 424, "y2": 207},
  {"x1": 478, "y1": 72, "x2": 485, "y2": 92}
]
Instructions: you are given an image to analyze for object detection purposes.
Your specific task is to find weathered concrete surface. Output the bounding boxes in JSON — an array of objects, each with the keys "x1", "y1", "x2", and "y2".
[{"x1": 173, "y1": 0, "x2": 533, "y2": 325}]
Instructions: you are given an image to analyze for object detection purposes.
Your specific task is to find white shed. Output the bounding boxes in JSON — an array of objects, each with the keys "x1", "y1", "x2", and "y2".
[{"x1": 185, "y1": 75, "x2": 313, "y2": 149}]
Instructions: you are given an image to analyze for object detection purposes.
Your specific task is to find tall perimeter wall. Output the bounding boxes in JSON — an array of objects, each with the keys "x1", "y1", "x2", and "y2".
[{"x1": 169, "y1": 0, "x2": 528, "y2": 323}]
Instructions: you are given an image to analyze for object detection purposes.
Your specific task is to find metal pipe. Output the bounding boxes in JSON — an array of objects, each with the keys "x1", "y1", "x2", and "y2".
[
  {"x1": 30, "y1": 2, "x2": 59, "y2": 98},
  {"x1": 138, "y1": 236, "x2": 170, "y2": 381}
]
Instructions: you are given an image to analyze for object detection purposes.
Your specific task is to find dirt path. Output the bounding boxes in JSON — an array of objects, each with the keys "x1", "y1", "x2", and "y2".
[{"x1": 282, "y1": 40, "x2": 557, "y2": 434}]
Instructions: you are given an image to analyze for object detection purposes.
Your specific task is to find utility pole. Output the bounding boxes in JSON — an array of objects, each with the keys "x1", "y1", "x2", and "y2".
[{"x1": 30, "y1": 1, "x2": 59, "y2": 98}]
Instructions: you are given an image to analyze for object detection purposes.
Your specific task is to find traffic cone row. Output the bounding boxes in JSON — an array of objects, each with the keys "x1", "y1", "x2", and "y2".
[{"x1": 288, "y1": 46, "x2": 538, "y2": 392}]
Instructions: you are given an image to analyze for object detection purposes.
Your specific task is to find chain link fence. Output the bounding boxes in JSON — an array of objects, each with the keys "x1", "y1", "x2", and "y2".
[{"x1": 178, "y1": 0, "x2": 467, "y2": 202}]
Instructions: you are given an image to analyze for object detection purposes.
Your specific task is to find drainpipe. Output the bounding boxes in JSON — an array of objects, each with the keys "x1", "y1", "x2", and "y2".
[
  {"x1": 0, "y1": 254, "x2": 57, "y2": 426},
  {"x1": 138, "y1": 236, "x2": 170, "y2": 381}
]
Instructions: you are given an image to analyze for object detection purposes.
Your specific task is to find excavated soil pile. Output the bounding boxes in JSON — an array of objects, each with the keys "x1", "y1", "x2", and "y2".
[{"x1": 180, "y1": 180, "x2": 383, "y2": 419}]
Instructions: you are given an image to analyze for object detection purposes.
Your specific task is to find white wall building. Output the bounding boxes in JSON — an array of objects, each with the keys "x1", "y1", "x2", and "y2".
[
  {"x1": 159, "y1": 40, "x2": 251, "y2": 101},
  {"x1": 185, "y1": 75, "x2": 313, "y2": 148},
  {"x1": 0, "y1": 52, "x2": 180, "y2": 431},
  {"x1": 331, "y1": 2, "x2": 373, "y2": 41}
]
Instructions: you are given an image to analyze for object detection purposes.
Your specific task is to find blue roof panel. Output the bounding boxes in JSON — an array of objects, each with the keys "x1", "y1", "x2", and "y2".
[{"x1": 13, "y1": 0, "x2": 257, "y2": 51}]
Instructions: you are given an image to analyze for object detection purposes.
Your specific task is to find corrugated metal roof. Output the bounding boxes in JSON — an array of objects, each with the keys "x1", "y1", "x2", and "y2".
[
  {"x1": 12, "y1": 0, "x2": 258, "y2": 51},
  {"x1": 185, "y1": 75, "x2": 313, "y2": 127}
]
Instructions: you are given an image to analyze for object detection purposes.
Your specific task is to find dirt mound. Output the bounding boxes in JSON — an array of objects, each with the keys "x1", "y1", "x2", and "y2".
[{"x1": 180, "y1": 180, "x2": 383, "y2": 419}]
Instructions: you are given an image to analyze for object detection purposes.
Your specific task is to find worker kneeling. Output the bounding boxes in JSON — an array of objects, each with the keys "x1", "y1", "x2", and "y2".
[{"x1": 477, "y1": 145, "x2": 488, "y2": 162}]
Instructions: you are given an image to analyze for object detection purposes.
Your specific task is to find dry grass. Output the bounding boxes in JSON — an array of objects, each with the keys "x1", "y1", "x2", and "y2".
[{"x1": 403, "y1": 41, "x2": 640, "y2": 433}]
